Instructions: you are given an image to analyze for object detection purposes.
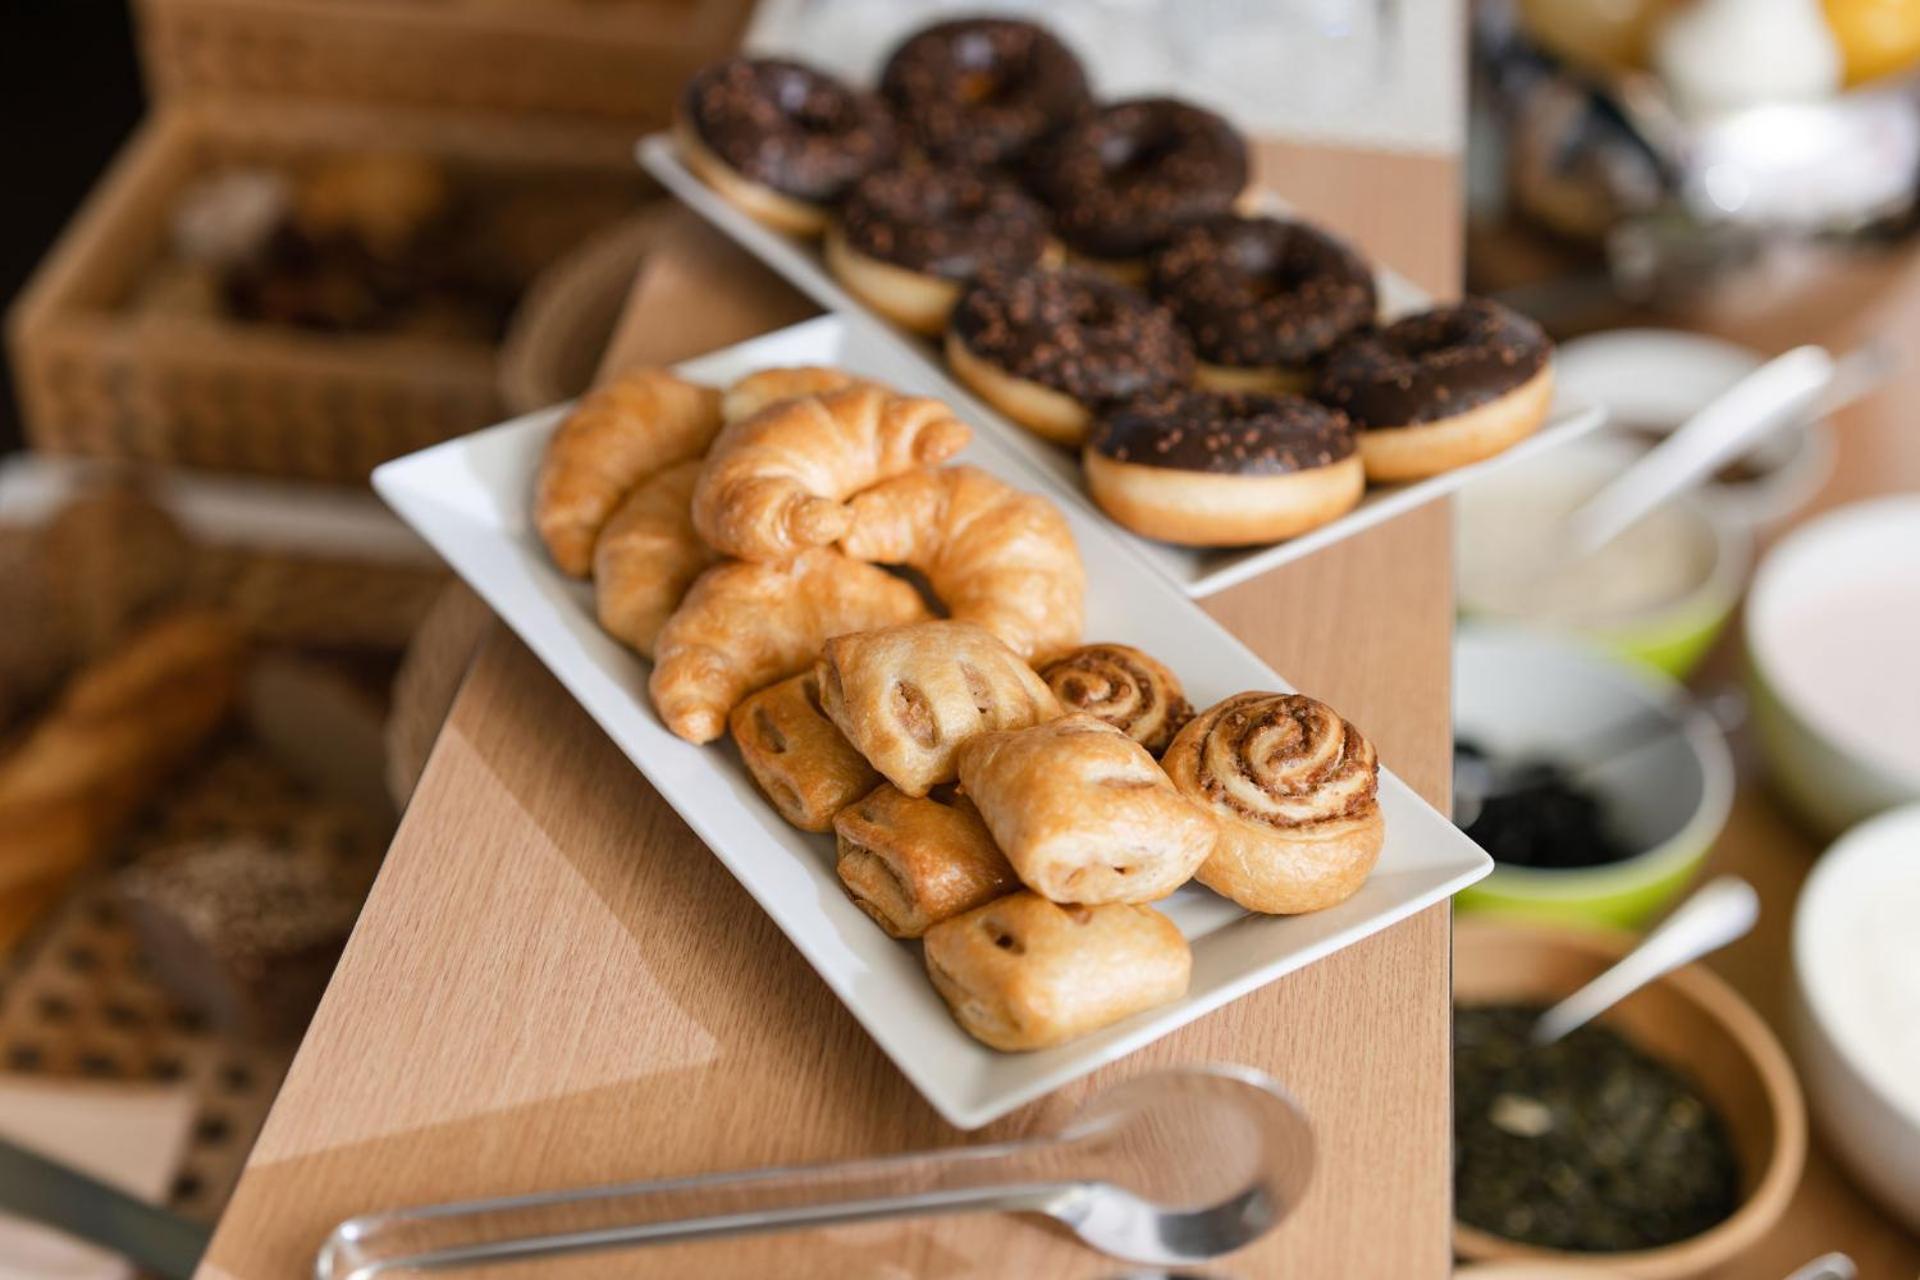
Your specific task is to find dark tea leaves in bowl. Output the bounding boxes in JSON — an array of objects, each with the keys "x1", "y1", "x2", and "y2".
[
  {"x1": 1455, "y1": 740, "x2": 1636, "y2": 870},
  {"x1": 1455, "y1": 1002, "x2": 1741, "y2": 1252}
]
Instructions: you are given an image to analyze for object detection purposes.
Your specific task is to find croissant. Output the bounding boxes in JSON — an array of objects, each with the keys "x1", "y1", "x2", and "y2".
[
  {"x1": 815, "y1": 620, "x2": 1059, "y2": 796},
  {"x1": 840, "y1": 466, "x2": 1085, "y2": 662},
  {"x1": 1038, "y1": 644, "x2": 1192, "y2": 755},
  {"x1": 723, "y1": 366, "x2": 868, "y2": 424},
  {"x1": 956, "y1": 715, "x2": 1215, "y2": 904},
  {"x1": 923, "y1": 893, "x2": 1191, "y2": 1051},
  {"x1": 649, "y1": 548, "x2": 929, "y2": 744},
  {"x1": 590, "y1": 461, "x2": 717, "y2": 660},
  {"x1": 1162, "y1": 692, "x2": 1384, "y2": 914},
  {"x1": 535, "y1": 368, "x2": 724, "y2": 576},
  {"x1": 692, "y1": 384, "x2": 970, "y2": 562}
]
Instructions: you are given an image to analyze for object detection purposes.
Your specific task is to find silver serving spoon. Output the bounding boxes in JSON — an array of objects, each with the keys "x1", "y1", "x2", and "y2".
[
  {"x1": 1531, "y1": 876, "x2": 1759, "y2": 1046},
  {"x1": 314, "y1": 1065, "x2": 1314, "y2": 1278}
]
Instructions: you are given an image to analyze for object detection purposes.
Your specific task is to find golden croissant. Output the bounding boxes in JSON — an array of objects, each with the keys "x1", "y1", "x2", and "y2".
[
  {"x1": 648, "y1": 548, "x2": 930, "y2": 744},
  {"x1": 592, "y1": 461, "x2": 716, "y2": 659},
  {"x1": 840, "y1": 466, "x2": 1085, "y2": 662},
  {"x1": 534, "y1": 368, "x2": 723, "y2": 577},
  {"x1": 723, "y1": 366, "x2": 868, "y2": 424},
  {"x1": 692, "y1": 384, "x2": 971, "y2": 562}
]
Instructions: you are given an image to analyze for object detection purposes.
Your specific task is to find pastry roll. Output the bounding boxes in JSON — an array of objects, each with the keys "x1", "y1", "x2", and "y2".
[
  {"x1": 592, "y1": 460, "x2": 716, "y2": 659},
  {"x1": 1163, "y1": 691, "x2": 1384, "y2": 914},
  {"x1": 649, "y1": 548, "x2": 929, "y2": 744},
  {"x1": 730, "y1": 672, "x2": 880, "y2": 832},
  {"x1": 839, "y1": 466, "x2": 1085, "y2": 662},
  {"x1": 956, "y1": 715, "x2": 1215, "y2": 904},
  {"x1": 693, "y1": 383, "x2": 970, "y2": 562},
  {"x1": 815, "y1": 620, "x2": 1059, "y2": 796},
  {"x1": 923, "y1": 893, "x2": 1191, "y2": 1051},
  {"x1": 534, "y1": 368, "x2": 723, "y2": 576},
  {"x1": 1038, "y1": 643, "x2": 1192, "y2": 755},
  {"x1": 833, "y1": 784, "x2": 1016, "y2": 938}
]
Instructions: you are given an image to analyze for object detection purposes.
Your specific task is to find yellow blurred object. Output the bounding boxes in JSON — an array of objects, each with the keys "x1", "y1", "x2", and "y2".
[
  {"x1": 1519, "y1": 0, "x2": 1674, "y2": 71},
  {"x1": 1826, "y1": 0, "x2": 1920, "y2": 83}
]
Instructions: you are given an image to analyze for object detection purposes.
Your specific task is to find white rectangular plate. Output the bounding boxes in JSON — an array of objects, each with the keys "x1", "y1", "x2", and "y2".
[
  {"x1": 373, "y1": 315, "x2": 1492, "y2": 1129},
  {"x1": 639, "y1": 132, "x2": 1607, "y2": 598}
]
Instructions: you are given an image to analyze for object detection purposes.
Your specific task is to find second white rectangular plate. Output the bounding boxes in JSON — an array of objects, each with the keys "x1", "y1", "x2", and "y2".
[
  {"x1": 639, "y1": 132, "x2": 1606, "y2": 598},
  {"x1": 374, "y1": 314, "x2": 1491, "y2": 1129}
]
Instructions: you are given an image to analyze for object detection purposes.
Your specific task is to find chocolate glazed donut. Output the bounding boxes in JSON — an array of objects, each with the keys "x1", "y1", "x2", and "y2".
[
  {"x1": 1316, "y1": 297, "x2": 1554, "y2": 483},
  {"x1": 880, "y1": 18, "x2": 1092, "y2": 169},
  {"x1": 676, "y1": 57, "x2": 898, "y2": 236},
  {"x1": 1149, "y1": 214, "x2": 1378, "y2": 393},
  {"x1": 1163, "y1": 691, "x2": 1385, "y2": 914},
  {"x1": 944, "y1": 268, "x2": 1193, "y2": 446},
  {"x1": 1029, "y1": 98, "x2": 1250, "y2": 273},
  {"x1": 825, "y1": 164, "x2": 1054, "y2": 334},
  {"x1": 1083, "y1": 388, "x2": 1365, "y2": 547}
]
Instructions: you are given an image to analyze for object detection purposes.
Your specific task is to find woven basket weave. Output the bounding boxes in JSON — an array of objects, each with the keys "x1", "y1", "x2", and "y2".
[
  {"x1": 7, "y1": 100, "x2": 649, "y2": 483},
  {"x1": 133, "y1": 0, "x2": 746, "y2": 122}
]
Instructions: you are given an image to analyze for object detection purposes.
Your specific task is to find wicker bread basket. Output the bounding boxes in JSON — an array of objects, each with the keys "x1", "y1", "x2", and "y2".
[
  {"x1": 133, "y1": 0, "x2": 747, "y2": 123},
  {"x1": 7, "y1": 100, "x2": 650, "y2": 483}
]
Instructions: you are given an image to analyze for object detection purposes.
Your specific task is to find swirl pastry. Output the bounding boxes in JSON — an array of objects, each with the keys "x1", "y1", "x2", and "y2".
[
  {"x1": 693, "y1": 384, "x2": 971, "y2": 562},
  {"x1": 1163, "y1": 692, "x2": 1385, "y2": 914},
  {"x1": 722, "y1": 366, "x2": 868, "y2": 425},
  {"x1": 1038, "y1": 644, "x2": 1192, "y2": 755},
  {"x1": 534, "y1": 368, "x2": 723, "y2": 577},
  {"x1": 649, "y1": 548, "x2": 929, "y2": 744},
  {"x1": 730, "y1": 672, "x2": 880, "y2": 832},
  {"x1": 923, "y1": 893, "x2": 1191, "y2": 1051},
  {"x1": 834, "y1": 784, "x2": 1017, "y2": 938},
  {"x1": 815, "y1": 620, "x2": 1059, "y2": 797},
  {"x1": 957, "y1": 715, "x2": 1215, "y2": 905},
  {"x1": 839, "y1": 466, "x2": 1085, "y2": 662},
  {"x1": 592, "y1": 461, "x2": 716, "y2": 659}
]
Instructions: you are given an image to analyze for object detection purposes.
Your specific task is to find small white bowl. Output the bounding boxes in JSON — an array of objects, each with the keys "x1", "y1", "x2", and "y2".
[
  {"x1": 1791, "y1": 802, "x2": 1920, "y2": 1233},
  {"x1": 1555, "y1": 328, "x2": 1835, "y2": 530},
  {"x1": 1746, "y1": 495, "x2": 1920, "y2": 835},
  {"x1": 1454, "y1": 626, "x2": 1735, "y2": 926}
]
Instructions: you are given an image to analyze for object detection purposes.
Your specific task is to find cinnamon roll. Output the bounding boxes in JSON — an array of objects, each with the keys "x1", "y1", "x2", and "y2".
[
  {"x1": 1038, "y1": 643, "x2": 1192, "y2": 755},
  {"x1": 1162, "y1": 691, "x2": 1384, "y2": 914}
]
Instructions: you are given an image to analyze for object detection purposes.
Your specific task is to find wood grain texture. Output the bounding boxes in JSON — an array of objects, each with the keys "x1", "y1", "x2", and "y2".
[{"x1": 200, "y1": 143, "x2": 1465, "y2": 1278}]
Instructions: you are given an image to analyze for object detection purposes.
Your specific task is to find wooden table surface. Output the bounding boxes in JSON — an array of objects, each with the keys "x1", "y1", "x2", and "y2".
[{"x1": 198, "y1": 140, "x2": 1467, "y2": 1278}]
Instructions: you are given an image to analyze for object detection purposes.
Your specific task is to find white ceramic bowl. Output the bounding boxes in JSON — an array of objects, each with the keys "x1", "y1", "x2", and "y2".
[
  {"x1": 1555, "y1": 328, "x2": 1835, "y2": 530},
  {"x1": 1791, "y1": 803, "x2": 1920, "y2": 1233},
  {"x1": 1457, "y1": 437, "x2": 1753, "y2": 679},
  {"x1": 1746, "y1": 495, "x2": 1920, "y2": 836},
  {"x1": 1453, "y1": 626, "x2": 1735, "y2": 926}
]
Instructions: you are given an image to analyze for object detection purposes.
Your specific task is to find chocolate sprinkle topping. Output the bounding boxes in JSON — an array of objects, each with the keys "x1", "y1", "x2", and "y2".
[
  {"x1": 1090, "y1": 387, "x2": 1357, "y2": 475},
  {"x1": 1029, "y1": 97, "x2": 1249, "y2": 261},
  {"x1": 950, "y1": 268, "x2": 1193, "y2": 403},
  {"x1": 880, "y1": 18, "x2": 1092, "y2": 169},
  {"x1": 682, "y1": 57, "x2": 898, "y2": 205},
  {"x1": 1316, "y1": 298, "x2": 1551, "y2": 428},
  {"x1": 839, "y1": 164, "x2": 1051, "y2": 280},
  {"x1": 1150, "y1": 214, "x2": 1377, "y2": 369}
]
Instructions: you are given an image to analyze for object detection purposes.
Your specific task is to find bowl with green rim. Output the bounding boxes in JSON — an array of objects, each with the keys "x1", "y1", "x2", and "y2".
[
  {"x1": 1452, "y1": 626, "x2": 1735, "y2": 928},
  {"x1": 1456, "y1": 437, "x2": 1752, "y2": 680}
]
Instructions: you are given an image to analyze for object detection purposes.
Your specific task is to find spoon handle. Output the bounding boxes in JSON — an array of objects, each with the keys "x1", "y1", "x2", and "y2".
[
  {"x1": 314, "y1": 1140, "x2": 1074, "y2": 1278},
  {"x1": 1565, "y1": 345, "x2": 1834, "y2": 556},
  {"x1": 1531, "y1": 876, "x2": 1759, "y2": 1046}
]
